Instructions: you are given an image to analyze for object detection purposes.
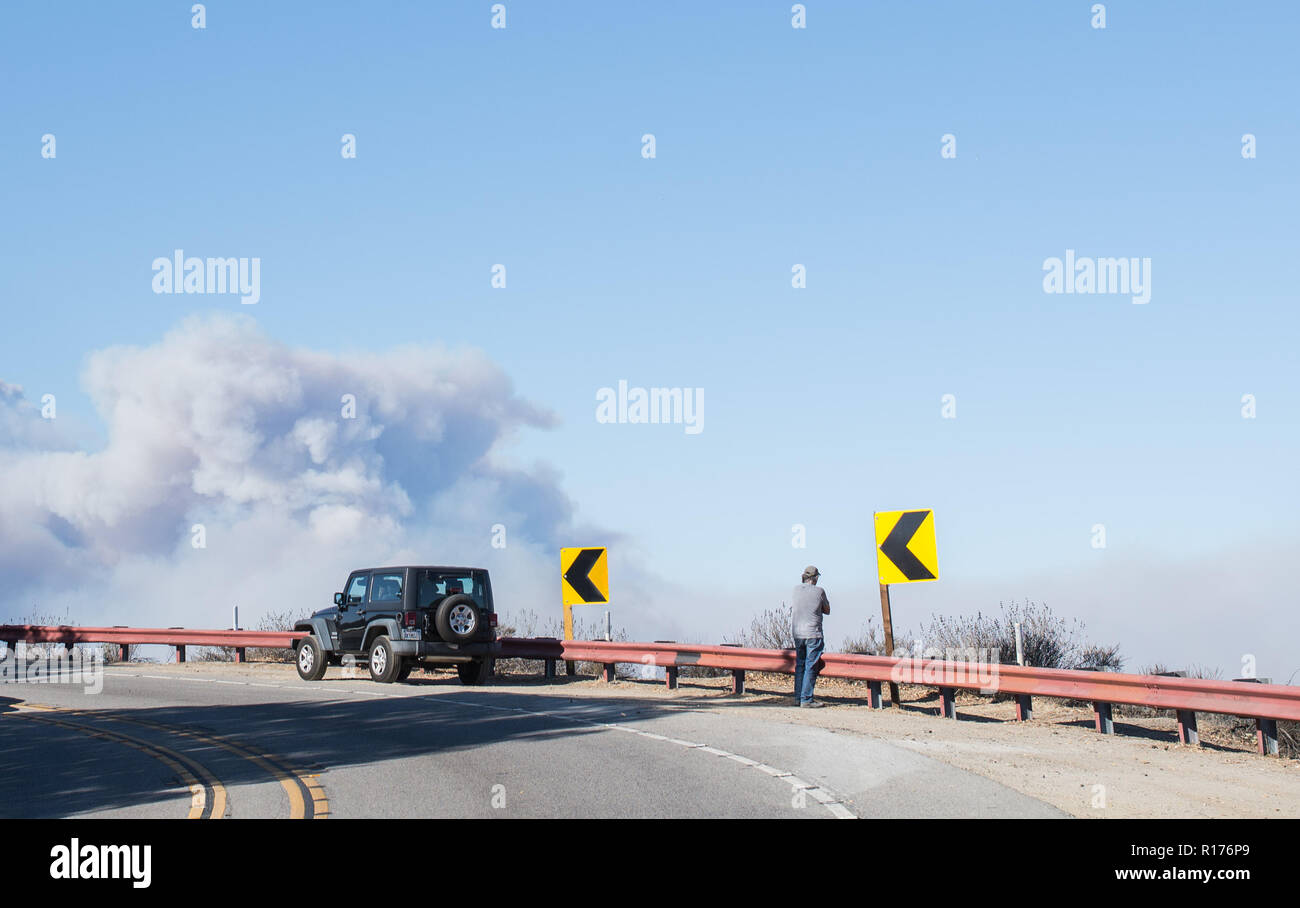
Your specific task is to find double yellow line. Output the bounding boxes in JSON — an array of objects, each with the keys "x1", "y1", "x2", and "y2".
[
  {"x1": 107, "y1": 712, "x2": 328, "y2": 819},
  {"x1": 6, "y1": 704, "x2": 327, "y2": 819},
  {"x1": 10, "y1": 707, "x2": 223, "y2": 819}
]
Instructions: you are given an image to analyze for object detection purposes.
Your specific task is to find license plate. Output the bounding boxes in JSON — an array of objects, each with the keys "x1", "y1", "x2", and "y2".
[{"x1": 401, "y1": 628, "x2": 421, "y2": 641}]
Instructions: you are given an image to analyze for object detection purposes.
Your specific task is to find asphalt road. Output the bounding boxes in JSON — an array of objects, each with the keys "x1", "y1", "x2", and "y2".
[{"x1": 0, "y1": 664, "x2": 1068, "y2": 819}]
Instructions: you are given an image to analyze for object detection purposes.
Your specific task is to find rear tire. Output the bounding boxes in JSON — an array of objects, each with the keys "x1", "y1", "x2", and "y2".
[
  {"x1": 296, "y1": 636, "x2": 328, "y2": 682},
  {"x1": 457, "y1": 658, "x2": 492, "y2": 685},
  {"x1": 397, "y1": 661, "x2": 413, "y2": 682},
  {"x1": 367, "y1": 636, "x2": 401, "y2": 683}
]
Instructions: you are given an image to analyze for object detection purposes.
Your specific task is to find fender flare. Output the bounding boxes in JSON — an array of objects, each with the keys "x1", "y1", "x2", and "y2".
[
  {"x1": 294, "y1": 617, "x2": 337, "y2": 652},
  {"x1": 361, "y1": 619, "x2": 403, "y2": 654}
]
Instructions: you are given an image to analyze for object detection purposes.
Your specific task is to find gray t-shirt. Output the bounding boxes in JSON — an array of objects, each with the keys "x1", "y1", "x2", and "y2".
[{"x1": 790, "y1": 582, "x2": 829, "y2": 639}]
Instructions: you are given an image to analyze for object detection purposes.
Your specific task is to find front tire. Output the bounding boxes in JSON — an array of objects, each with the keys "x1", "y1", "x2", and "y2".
[
  {"x1": 296, "y1": 636, "x2": 328, "y2": 681},
  {"x1": 367, "y1": 635, "x2": 401, "y2": 683},
  {"x1": 457, "y1": 658, "x2": 492, "y2": 685}
]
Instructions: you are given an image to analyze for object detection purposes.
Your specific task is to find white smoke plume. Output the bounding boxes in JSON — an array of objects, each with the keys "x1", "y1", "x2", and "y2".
[{"x1": 0, "y1": 315, "x2": 666, "y2": 633}]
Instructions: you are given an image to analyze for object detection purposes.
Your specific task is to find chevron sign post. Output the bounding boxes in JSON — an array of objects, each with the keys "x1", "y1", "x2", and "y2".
[
  {"x1": 560, "y1": 546, "x2": 609, "y2": 675},
  {"x1": 873, "y1": 509, "x2": 938, "y2": 705}
]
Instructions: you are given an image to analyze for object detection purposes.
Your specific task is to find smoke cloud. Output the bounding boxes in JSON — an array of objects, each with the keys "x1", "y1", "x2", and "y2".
[{"x1": 0, "y1": 315, "x2": 641, "y2": 632}]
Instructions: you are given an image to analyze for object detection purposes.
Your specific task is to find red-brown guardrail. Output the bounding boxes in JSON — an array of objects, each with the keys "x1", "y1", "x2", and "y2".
[
  {"x1": 496, "y1": 638, "x2": 1297, "y2": 755},
  {"x1": 2, "y1": 626, "x2": 1293, "y2": 755},
  {"x1": 0, "y1": 625, "x2": 305, "y2": 663}
]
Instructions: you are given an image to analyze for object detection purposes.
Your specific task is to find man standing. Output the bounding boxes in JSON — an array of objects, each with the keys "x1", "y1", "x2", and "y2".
[{"x1": 790, "y1": 565, "x2": 830, "y2": 707}]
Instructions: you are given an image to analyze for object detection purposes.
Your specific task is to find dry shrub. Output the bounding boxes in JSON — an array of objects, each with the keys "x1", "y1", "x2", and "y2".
[
  {"x1": 726, "y1": 605, "x2": 794, "y2": 651},
  {"x1": 246, "y1": 610, "x2": 297, "y2": 663},
  {"x1": 918, "y1": 601, "x2": 1123, "y2": 671}
]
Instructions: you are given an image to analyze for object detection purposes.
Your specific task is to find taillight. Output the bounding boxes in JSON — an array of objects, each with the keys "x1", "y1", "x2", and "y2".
[
  {"x1": 489, "y1": 613, "x2": 498, "y2": 628},
  {"x1": 403, "y1": 611, "x2": 417, "y2": 628}
]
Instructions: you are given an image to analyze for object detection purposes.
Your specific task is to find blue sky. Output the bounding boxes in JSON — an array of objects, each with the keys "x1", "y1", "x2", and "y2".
[{"x1": 1, "y1": 2, "x2": 1297, "y2": 678}]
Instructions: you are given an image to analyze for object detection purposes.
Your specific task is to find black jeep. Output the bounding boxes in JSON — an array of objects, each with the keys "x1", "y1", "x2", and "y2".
[{"x1": 293, "y1": 566, "x2": 498, "y2": 684}]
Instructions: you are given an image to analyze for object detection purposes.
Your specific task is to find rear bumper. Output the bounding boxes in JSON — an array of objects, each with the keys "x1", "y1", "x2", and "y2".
[{"x1": 389, "y1": 640, "x2": 496, "y2": 662}]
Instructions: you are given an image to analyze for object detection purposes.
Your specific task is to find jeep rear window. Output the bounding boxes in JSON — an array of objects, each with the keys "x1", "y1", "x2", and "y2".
[{"x1": 418, "y1": 571, "x2": 486, "y2": 608}]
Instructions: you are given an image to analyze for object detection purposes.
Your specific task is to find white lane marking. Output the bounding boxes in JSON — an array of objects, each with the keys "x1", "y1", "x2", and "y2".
[
  {"x1": 106, "y1": 669, "x2": 859, "y2": 818},
  {"x1": 425, "y1": 695, "x2": 857, "y2": 818}
]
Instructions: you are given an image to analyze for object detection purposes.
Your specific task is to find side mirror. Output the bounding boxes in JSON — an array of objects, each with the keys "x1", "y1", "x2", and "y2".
[{"x1": 334, "y1": 592, "x2": 345, "y2": 607}]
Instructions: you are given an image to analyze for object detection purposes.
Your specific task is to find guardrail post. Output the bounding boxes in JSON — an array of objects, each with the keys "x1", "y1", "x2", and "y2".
[
  {"x1": 119, "y1": 643, "x2": 129, "y2": 662},
  {"x1": 1015, "y1": 694, "x2": 1033, "y2": 721},
  {"x1": 1231, "y1": 678, "x2": 1279, "y2": 756},
  {"x1": 544, "y1": 658, "x2": 556, "y2": 679},
  {"x1": 175, "y1": 644, "x2": 186, "y2": 664},
  {"x1": 1157, "y1": 670, "x2": 1196, "y2": 743},
  {"x1": 602, "y1": 662, "x2": 616, "y2": 683},
  {"x1": 1093, "y1": 701, "x2": 1114, "y2": 734},
  {"x1": 1256, "y1": 718, "x2": 1279, "y2": 756},
  {"x1": 938, "y1": 686, "x2": 956, "y2": 719},
  {"x1": 867, "y1": 680, "x2": 884, "y2": 709},
  {"x1": 715, "y1": 641, "x2": 745, "y2": 693},
  {"x1": 565, "y1": 659, "x2": 575, "y2": 677},
  {"x1": 234, "y1": 647, "x2": 246, "y2": 664},
  {"x1": 653, "y1": 642, "x2": 680, "y2": 690}
]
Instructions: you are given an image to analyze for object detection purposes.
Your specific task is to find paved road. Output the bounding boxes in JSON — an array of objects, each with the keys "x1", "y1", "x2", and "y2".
[{"x1": 0, "y1": 665, "x2": 1068, "y2": 818}]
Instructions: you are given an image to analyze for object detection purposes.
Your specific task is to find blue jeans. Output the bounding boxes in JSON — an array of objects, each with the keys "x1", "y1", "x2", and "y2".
[{"x1": 794, "y1": 636, "x2": 825, "y2": 703}]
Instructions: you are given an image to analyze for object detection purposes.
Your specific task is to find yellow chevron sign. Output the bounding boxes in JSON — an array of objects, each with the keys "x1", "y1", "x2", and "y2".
[
  {"x1": 561, "y1": 547, "x2": 608, "y2": 605},
  {"x1": 874, "y1": 509, "x2": 938, "y2": 584}
]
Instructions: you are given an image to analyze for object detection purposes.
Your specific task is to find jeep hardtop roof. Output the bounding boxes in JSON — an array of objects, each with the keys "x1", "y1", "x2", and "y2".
[{"x1": 353, "y1": 566, "x2": 486, "y2": 574}]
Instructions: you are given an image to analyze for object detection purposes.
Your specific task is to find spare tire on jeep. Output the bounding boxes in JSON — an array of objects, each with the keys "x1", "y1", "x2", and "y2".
[{"x1": 435, "y1": 594, "x2": 480, "y2": 642}]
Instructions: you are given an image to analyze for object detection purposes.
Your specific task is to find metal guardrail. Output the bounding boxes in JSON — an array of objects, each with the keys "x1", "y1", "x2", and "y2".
[
  {"x1": 0, "y1": 625, "x2": 303, "y2": 664},
  {"x1": 2, "y1": 626, "x2": 1293, "y2": 755},
  {"x1": 498, "y1": 638, "x2": 1298, "y2": 755}
]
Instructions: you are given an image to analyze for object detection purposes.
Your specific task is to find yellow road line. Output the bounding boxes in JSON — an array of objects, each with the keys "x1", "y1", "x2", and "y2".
[
  {"x1": 111, "y1": 716, "x2": 316, "y2": 819},
  {"x1": 11, "y1": 702, "x2": 327, "y2": 820},
  {"x1": 7, "y1": 711, "x2": 216, "y2": 819}
]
